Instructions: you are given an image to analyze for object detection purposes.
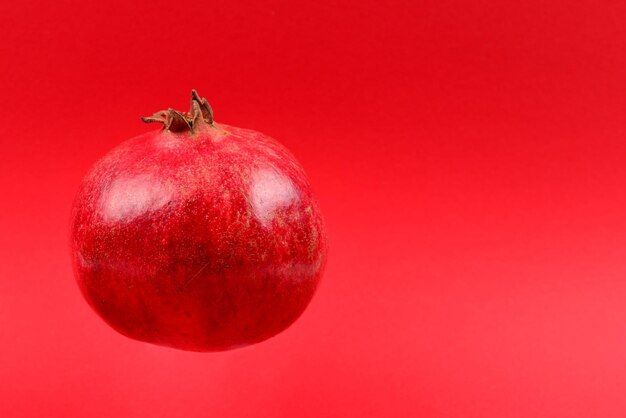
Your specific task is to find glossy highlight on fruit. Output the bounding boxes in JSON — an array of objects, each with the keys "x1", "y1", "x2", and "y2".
[{"x1": 70, "y1": 91, "x2": 327, "y2": 351}]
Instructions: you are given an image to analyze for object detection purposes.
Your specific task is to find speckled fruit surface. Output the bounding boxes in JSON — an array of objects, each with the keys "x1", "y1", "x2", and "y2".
[{"x1": 70, "y1": 91, "x2": 327, "y2": 351}]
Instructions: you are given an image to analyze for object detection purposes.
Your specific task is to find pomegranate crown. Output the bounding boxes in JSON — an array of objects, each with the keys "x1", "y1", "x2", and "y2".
[{"x1": 142, "y1": 90, "x2": 214, "y2": 133}]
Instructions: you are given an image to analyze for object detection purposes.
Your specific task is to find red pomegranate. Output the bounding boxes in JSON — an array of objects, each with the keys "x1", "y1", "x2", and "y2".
[{"x1": 70, "y1": 91, "x2": 327, "y2": 351}]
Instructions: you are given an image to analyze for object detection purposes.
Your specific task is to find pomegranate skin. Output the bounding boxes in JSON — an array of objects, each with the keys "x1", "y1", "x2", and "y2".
[{"x1": 70, "y1": 120, "x2": 327, "y2": 351}]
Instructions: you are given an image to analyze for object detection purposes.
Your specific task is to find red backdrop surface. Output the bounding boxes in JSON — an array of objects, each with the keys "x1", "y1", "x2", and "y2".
[{"x1": 2, "y1": 0, "x2": 626, "y2": 417}]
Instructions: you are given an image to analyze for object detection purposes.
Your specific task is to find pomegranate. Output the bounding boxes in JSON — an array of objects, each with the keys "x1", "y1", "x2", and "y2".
[{"x1": 70, "y1": 91, "x2": 327, "y2": 351}]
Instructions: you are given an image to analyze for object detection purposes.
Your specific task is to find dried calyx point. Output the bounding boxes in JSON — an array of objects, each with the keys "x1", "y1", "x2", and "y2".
[{"x1": 142, "y1": 90, "x2": 215, "y2": 133}]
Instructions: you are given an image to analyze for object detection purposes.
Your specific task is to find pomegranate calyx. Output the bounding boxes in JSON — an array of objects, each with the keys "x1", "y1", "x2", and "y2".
[{"x1": 141, "y1": 90, "x2": 215, "y2": 133}]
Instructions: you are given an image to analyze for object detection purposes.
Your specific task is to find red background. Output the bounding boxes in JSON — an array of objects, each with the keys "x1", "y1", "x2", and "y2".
[{"x1": 2, "y1": 0, "x2": 626, "y2": 416}]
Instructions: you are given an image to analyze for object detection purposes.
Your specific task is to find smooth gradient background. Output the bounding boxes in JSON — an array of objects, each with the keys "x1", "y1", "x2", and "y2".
[{"x1": 1, "y1": 0, "x2": 626, "y2": 416}]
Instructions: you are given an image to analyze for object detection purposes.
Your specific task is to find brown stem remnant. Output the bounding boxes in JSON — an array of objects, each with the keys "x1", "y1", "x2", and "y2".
[{"x1": 141, "y1": 90, "x2": 215, "y2": 133}]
